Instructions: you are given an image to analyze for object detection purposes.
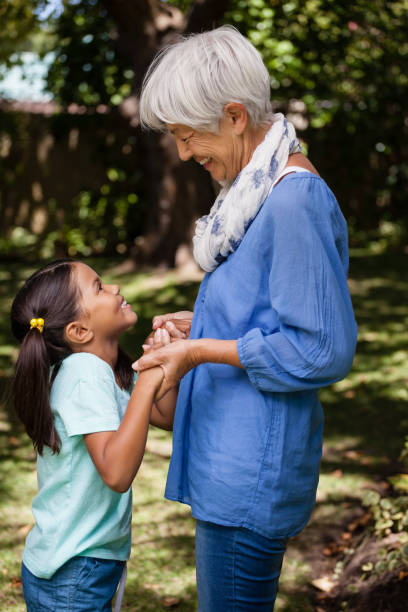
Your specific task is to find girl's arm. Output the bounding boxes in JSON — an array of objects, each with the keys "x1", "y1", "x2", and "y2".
[
  {"x1": 144, "y1": 324, "x2": 181, "y2": 430},
  {"x1": 150, "y1": 385, "x2": 178, "y2": 431},
  {"x1": 84, "y1": 366, "x2": 163, "y2": 493}
]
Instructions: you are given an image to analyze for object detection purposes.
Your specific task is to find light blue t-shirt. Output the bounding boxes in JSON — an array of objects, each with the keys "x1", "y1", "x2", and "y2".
[{"x1": 23, "y1": 352, "x2": 133, "y2": 579}]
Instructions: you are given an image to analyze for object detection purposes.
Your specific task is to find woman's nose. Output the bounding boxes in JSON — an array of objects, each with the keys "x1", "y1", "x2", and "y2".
[{"x1": 176, "y1": 140, "x2": 193, "y2": 162}]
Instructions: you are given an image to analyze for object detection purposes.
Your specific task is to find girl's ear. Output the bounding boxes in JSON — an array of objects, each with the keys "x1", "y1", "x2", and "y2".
[
  {"x1": 65, "y1": 321, "x2": 94, "y2": 347},
  {"x1": 223, "y1": 103, "x2": 248, "y2": 135}
]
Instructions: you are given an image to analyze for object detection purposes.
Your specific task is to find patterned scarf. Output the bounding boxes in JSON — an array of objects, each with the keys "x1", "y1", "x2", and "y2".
[{"x1": 193, "y1": 113, "x2": 301, "y2": 272}]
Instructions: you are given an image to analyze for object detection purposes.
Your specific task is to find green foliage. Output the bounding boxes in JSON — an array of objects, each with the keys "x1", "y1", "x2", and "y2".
[
  {"x1": 361, "y1": 435, "x2": 408, "y2": 577},
  {"x1": 46, "y1": 0, "x2": 134, "y2": 108},
  {"x1": 0, "y1": 253, "x2": 407, "y2": 609},
  {"x1": 0, "y1": 1, "x2": 42, "y2": 64},
  {"x1": 225, "y1": 0, "x2": 408, "y2": 124},
  {"x1": 1, "y1": 0, "x2": 408, "y2": 254},
  {"x1": 224, "y1": 0, "x2": 408, "y2": 236},
  {"x1": 0, "y1": 108, "x2": 146, "y2": 259},
  {"x1": 59, "y1": 180, "x2": 142, "y2": 258},
  {"x1": 167, "y1": 0, "x2": 195, "y2": 12},
  {"x1": 362, "y1": 490, "x2": 408, "y2": 538}
]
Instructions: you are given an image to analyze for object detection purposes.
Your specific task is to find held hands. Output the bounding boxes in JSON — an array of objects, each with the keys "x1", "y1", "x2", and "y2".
[
  {"x1": 152, "y1": 311, "x2": 193, "y2": 340},
  {"x1": 133, "y1": 339, "x2": 199, "y2": 398},
  {"x1": 135, "y1": 311, "x2": 194, "y2": 398},
  {"x1": 142, "y1": 325, "x2": 172, "y2": 352}
]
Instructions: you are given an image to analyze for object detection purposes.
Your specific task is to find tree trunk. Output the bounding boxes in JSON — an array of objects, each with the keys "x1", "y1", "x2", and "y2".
[{"x1": 102, "y1": 0, "x2": 230, "y2": 266}]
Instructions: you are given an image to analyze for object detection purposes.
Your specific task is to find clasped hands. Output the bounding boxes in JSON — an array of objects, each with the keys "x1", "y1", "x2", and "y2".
[{"x1": 132, "y1": 311, "x2": 195, "y2": 398}]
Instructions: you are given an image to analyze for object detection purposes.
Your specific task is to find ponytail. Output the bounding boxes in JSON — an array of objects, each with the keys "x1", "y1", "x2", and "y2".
[
  {"x1": 10, "y1": 260, "x2": 79, "y2": 455},
  {"x1": 12, "y1": 328, "x2": 60, "y2": 454}
]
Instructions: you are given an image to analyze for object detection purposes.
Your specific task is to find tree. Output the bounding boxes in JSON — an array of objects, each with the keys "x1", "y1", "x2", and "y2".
[
  {"x1": 0, "y1": 1, "x2": 42, "y2": 64},
  {"x1": 1, "y1": 0, "x2": 407, "y2": 260},
  {"x1": 224, "y1": 0, "x2": 408, "y2": 240},
  {"x1": 41, "y1": 0, "x2": 408, "y2": 253},
  {"x1": 45, "y1": 0, "x2": 230, "y2": 265}
]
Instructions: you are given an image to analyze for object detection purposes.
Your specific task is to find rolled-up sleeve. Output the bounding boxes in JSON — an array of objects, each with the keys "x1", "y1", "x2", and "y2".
[{"x1": 237, "y1": 178, "x2": 357, "y2": 393}]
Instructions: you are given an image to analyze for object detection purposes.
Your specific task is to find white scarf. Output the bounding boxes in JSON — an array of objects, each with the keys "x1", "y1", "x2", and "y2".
[{"x1": 193, "y1": 113, "x2": 301, "y2": 272}]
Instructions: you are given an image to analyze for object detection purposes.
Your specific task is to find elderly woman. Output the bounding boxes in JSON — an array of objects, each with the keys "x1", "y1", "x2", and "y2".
[{"x1": 137, "y1": 26, "x2": 357, "y2": 611}]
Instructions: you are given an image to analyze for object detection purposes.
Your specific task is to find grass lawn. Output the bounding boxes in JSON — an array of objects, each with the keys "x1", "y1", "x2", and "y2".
[{"x1": 0, "y1": 251, "x2": 407, "y2": 610}]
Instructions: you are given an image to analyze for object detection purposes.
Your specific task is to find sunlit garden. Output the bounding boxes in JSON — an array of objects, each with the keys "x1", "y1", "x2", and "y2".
[
  {"x1": 1, "y1": 249, "x2": 407, "y2": 610},
  {"x1": 1, "y1": 0, "x2": 408, "y2": 609}
]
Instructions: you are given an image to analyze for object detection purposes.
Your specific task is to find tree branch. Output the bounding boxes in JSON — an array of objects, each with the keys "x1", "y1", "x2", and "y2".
[
  {"x1": 185, "y1": 0, "x2": 230, "y2": 35},
  {"x1": 102, "y1": 0, "x2": 184, "y2": 83}
]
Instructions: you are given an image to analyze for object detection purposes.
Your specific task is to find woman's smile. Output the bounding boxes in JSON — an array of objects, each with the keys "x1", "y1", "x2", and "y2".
[{"x1": 198, "y1": 156, "x2": 211, "y2": 167}]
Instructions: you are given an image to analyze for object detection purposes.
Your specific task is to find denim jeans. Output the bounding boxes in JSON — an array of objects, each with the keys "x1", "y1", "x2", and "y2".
[
  {"x1": 22, "y1": 556, "x2": 125, "y2": 611},
  {"x1": 195, "y1": 520, "x2": 287, "y2": 611}
]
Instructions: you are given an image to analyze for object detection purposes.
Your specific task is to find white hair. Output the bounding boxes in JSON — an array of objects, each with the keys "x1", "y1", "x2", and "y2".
[{"x1": 139, "y1": 25, "x2": 273, "y2": 132}]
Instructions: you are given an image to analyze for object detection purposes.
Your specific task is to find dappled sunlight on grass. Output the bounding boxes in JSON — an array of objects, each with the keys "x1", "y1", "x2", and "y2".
[
  {"x1": 127, "y1": 427, "x2": 197, "y2": 610},
  {"x1": 0, "y1": 423, "x2": 36, "y2": 610},
  {"x1": 0, "y1": 252, "x2": 407, "y2": 609},
  {"x1": 317, "y1": 473, "x2": 373, "y2": 503}
]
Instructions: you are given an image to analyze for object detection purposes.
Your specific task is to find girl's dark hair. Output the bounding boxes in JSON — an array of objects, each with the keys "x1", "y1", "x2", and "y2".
[{"x1": 10, "y1": 259, "x2": 133, "y2": 455}]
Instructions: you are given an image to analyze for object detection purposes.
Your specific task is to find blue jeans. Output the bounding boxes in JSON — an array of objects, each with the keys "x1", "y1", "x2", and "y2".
[
  {"x1": 22, "y1": 556, "x2": 125, "y2": 611},
  {"x1": 195, "y1": 520, "x2": 287, "y2": 611}
]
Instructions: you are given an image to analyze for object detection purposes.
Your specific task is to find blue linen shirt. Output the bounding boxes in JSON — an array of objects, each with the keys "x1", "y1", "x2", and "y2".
[{"x1": 165, "y1": 173, "x2": 357, "y2": 539}]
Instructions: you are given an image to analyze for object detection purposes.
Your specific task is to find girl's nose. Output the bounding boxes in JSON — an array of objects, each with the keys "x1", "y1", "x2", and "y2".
[{"x1": 105, "y1": 283, "x2": 120, "y2": 294}]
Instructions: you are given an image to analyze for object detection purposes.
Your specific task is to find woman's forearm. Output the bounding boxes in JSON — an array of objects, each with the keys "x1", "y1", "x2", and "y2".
[
  {"x1": 133, "y1": 339, "x2": 244, "y2": 398},
  {"x1": 192, "y1": 338, "x2": 243, "y2": 369}
]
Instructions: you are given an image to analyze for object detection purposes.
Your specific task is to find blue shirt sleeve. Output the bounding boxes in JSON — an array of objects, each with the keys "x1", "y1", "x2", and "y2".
[{"x1": 237, "y1": 176, "x2": 357, "y2": 392}]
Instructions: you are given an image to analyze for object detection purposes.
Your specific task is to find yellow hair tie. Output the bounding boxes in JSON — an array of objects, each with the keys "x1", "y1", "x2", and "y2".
[{"x1": 30, "y1": 318, "x2": 45, "y2": 333}]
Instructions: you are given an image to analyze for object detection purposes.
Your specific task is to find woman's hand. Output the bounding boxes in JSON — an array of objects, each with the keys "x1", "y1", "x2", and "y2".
[
  {"x1": 134, "y1": 337, "x2": 242, "y2": 397},
  {"x1": 152, "y1": 311, "x2": 193, "y2": 339},
  {"x1": 141, "y1": 327, "x2": 176, "y2": 398},
  {"x1": 133, "y1": 339, "x2": 199, "y2": 397}
]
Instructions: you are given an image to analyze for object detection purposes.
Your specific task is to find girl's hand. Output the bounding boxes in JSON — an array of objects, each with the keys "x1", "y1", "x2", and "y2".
[
  {"x1": 140, "y1": 330, "x2": 171, "y2": 398},
  {"x1": 152, "y1": 311, "x2": 193, "y2": 339},
  {"x1": 142, "y1": 327, "x2": 171, "y2": 352},
  {"x1": 138, "y1": 366, "x2": 164, "y2": 399},
  {"x1": 133, "y1": 340, "x2": 198, "y2": 397}
]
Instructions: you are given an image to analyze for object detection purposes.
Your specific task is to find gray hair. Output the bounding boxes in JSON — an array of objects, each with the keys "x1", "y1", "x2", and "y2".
[{"x1": 139, "y1": 25, "x2": 273, "y2": 133}]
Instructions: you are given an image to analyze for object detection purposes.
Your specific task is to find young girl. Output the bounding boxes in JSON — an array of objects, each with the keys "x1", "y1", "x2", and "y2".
[{"x1": 10, "y1": 258, "x2": 177, "y2": 612}]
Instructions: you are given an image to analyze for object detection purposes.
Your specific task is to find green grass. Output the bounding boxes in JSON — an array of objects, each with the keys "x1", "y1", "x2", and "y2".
[{"x1": 0, "y1": 251, "x2": 407, "y2": 610}]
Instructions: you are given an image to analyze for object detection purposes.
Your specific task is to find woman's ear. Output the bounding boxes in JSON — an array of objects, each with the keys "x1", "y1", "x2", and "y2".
[
  {"x1": 65, "y1": 321, "x2": 94, "y2": 347},
  {"x1": 223, "y1": 103, "x2": 248, "y2": 135}
]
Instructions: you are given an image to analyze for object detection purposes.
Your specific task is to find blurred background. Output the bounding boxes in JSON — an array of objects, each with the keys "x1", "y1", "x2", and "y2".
[
  {"x1": 0, "y1": 1, "x2": 407, "y2": 611},
  {"x1": 1, "y1": 0, "x2": 407, "y2": 264}
]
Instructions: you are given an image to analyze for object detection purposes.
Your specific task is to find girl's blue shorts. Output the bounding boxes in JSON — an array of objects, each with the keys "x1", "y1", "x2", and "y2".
[{"x1": 22, "y1": 556, "x2": 125, "y2": 611}]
